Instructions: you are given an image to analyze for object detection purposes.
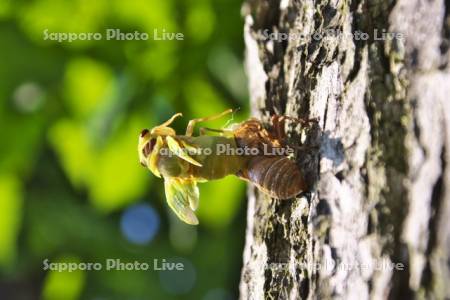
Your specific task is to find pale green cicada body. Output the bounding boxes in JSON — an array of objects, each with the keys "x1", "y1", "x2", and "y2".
[
  {"x1": 138, "y1": 110, "x2": 247, "y2": 225},
  {"x1": 138, "y1": 110, "x2": 308, "y2": 225}
]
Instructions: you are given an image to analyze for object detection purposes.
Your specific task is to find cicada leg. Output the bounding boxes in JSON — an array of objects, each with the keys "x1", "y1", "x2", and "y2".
[
  {"x1": 150, "y1": 113, "x2": 183, "y2": 136},
  {"x1": 271, "y1": 115, "x2": 287, "y2": 142},
  {"x1": 185, "y1": 109, "x2": 236, "y2": 136},
  {"x1": 198, "y1": 127, "x2": 234, "y2": 138},
  {"x1": 270, "y1": 115, "x2": 318, "y2": 142},
  {"x1": 159, "y1": 113, "x2": 183, "y2": 128},
  {"x1": 151, "y1": 126, "x2": 176, "y2": 136}
]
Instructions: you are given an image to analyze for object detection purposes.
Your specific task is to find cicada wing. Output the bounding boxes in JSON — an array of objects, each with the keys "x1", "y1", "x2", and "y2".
[
  {"x1": 166, "y1": 136, "x2": 202, "y2": 167},
  {"x1": 185, "y1": 180, "x2": 200, "y2": 211},
  {"x1": 164, "y1": 178, "x2": 200, "y2": 225},
  {"x1": 180, "y1": 140, "x2": 199, "y2": 153}
]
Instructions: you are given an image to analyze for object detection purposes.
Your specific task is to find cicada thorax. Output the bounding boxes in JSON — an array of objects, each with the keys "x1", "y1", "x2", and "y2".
[
  {"x1": 141, "y1": 133, "x2": 248, "y2": 181},
  {"x1": 177, "y1": 135, "x2": 248, "y2": 180},
  {"x1": 156, "y1": 147, "x2": 187, "y2": 177},
  {"x1": 233, "y1": 118, "x2": 307, "y2": 199},
  {"x1": 231, "y1": 118, "x2": 283, "y2": 150}
]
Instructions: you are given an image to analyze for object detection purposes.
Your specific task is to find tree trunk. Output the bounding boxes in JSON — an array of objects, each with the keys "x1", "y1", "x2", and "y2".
[{"x1": 239, "y1": 0, "x2": 450, "y2": 299}]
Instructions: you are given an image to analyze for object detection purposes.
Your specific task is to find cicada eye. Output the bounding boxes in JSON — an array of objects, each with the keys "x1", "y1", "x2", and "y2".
[
  {"x1": 140, "y1": 129, "x2": 150, "y2": 137},
  {"x1": 143, "y1": 138, "x2": 156, "y2": 157}
]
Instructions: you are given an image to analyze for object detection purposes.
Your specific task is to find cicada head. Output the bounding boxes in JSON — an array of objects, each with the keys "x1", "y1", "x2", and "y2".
[
  {"x1": 138, "y1": 129, "x2": 155, "y2": 167},
  {"x1": 138, "y1": 113, "x2": 183, "y2": 176}
]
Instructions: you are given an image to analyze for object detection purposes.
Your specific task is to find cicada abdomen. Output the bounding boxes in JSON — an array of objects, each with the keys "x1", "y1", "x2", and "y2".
[
  {"x1": 238, "y1": 156, "x2": 306, "y2": 199},
  {"x1": 233, "y1": 117, "x2": 307, "y2": 199}
]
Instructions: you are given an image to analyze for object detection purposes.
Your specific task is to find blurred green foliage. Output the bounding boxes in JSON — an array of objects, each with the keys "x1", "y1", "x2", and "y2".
[{"x1": 0, "y1": 0, "x2": 248, "y2": 299}]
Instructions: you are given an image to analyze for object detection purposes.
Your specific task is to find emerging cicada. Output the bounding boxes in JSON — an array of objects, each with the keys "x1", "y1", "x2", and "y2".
[{"x1": 138, "y1": 109, "x2": 308, "y2": 225}]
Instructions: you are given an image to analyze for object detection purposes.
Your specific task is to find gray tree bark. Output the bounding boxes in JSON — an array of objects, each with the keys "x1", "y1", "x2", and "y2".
[{"x1": 239, "y1": 0, "x2": 450, "y2": 299}]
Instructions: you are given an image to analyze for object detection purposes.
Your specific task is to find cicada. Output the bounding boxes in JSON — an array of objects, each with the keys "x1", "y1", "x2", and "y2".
[{"x1": 138, "y1": 109, "x2": 307, "y2": 225}]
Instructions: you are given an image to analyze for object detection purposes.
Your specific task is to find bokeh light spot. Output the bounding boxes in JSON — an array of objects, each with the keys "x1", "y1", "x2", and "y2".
[
  {"x1": 120, "y1": 203, "x2": 159, "y2": 244},
  {"x1": 13, "y1": 82, "x2": 45, "y2": 113},
  {"x1": 42, "y1": 256, "x2": 86, "y2": 300}
]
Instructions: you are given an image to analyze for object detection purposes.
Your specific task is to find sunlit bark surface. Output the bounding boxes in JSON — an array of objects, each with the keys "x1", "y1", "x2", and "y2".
[{"x1": 240, "y1": 0, "x2": 450, "y2": 299}]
